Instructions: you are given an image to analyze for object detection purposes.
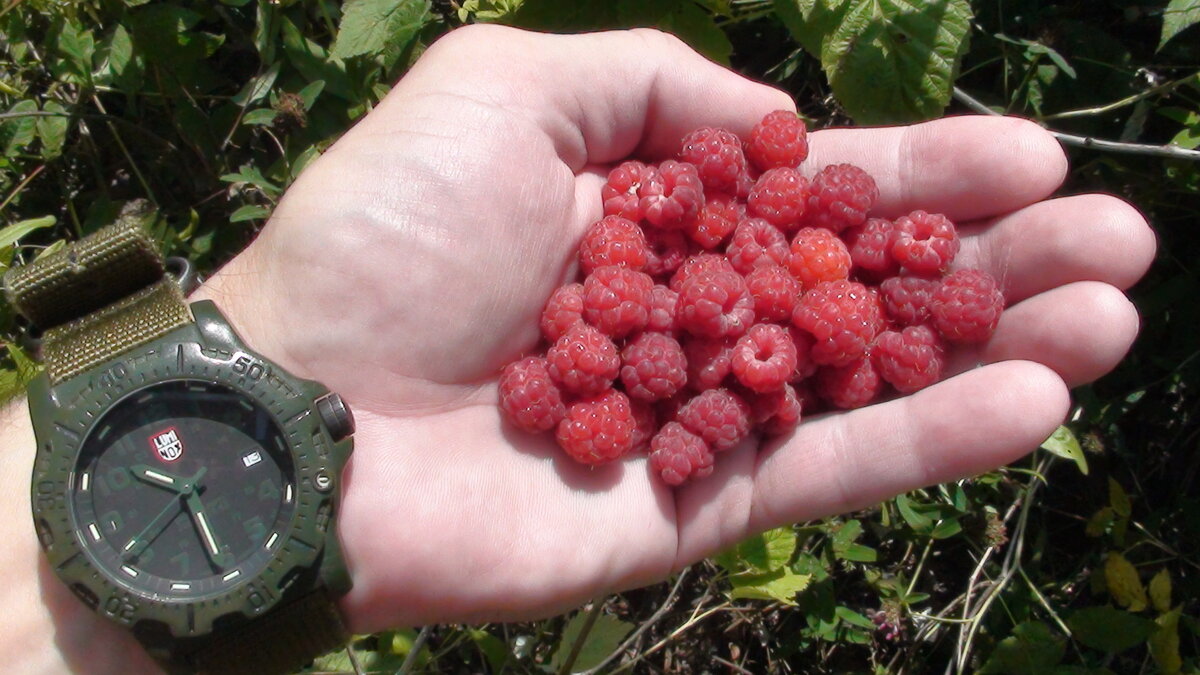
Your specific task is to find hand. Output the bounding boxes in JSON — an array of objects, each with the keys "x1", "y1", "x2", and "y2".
[{"x1": 197, "y1": 25, "x2": 1156, "y2": 633}]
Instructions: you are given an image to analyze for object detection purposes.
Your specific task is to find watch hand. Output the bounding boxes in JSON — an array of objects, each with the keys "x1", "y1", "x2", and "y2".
[
  {"x1": 130, "y1": 464, "x2": 186, "y2": 492},
  {"x1": 123, "y1": 495, "x2": 184, "y2": 561},
  {"x1": 184, "y1": 490, "x2": 232, "y2": 570}
]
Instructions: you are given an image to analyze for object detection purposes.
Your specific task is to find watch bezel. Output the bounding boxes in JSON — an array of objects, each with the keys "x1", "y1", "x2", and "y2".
[{"x1": 28, "y1": 318, "x2": 348, "y2": 639}]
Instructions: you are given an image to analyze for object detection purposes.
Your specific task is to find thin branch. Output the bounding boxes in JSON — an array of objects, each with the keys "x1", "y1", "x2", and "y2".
[
  {"x1": 1041, "y1": 73, "x2": 1198, "y2": 121},
  {"x1": 953, "y1": 87, "x2": 1200, "y2": 161},
  {"x1": 576, "y1": 567, "x2": 692, "y2": 675},
  {"x1": 0, "y1": 164, "x2": 44, "y2": 214},
  {"x1": 395, "y1": 625, "x2": 432, "y2": 675}
]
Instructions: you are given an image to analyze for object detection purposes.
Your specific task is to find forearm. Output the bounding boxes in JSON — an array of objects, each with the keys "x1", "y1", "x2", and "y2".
[{"x1": 0, "y1": 398, "x2": 160, "y2": 674}]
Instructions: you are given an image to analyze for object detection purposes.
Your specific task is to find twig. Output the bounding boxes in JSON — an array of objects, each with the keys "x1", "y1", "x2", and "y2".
[
  {"x1": 89, "y1": 95, "x2": 159, "y2": 204},
  {"x1": 395, "y1": 625, "x2": 432, "y2": 675},
  {"x1": 576, "y1": 567, "x2": 692, "y2": 675},
  {"x1": 713, "y1": 655, "x2": 755, "y2": 674},
  {"x1": 558, "y1": 599, "x2": 606, "y2": 675},
  {"x1": 609, "y1": 604, "x2": 736, "y2": 674},
  {"x1": 1041, "y1": 74, "x2": 1197, "y2": 121},
  {"x1": 0, "y1": 164, "x2": 44, "y2": 214},
  {"x1": 953, "y1": 87, "x2": 1200, "y2": 161}
]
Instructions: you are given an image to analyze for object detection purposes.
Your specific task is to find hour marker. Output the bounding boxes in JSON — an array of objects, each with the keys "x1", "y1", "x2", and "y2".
[
  {"x1": 242, "y1": 450, "x2": 263, "y2": 468},
  {"x1": 171, "y1": 583, "x2": 191, "y2": 591},
  {"x1": 284, "y1": 485, "x2": 293, "y2": 503},
  {"x1": 121, "y1": 565, "x2": 139, "y2": 577},
  {"x1": 222, "y1": 569, "x2": 241, "y2": 582},
  {"x1": 88, "y1": 523, "x2": 101, "y2": 541},
  {"x1": 265, "y1": 532, "x2": 279, "y2": 549},
  {"x1": 80, "y1": 473, "x2": 90, "y2": 492},
  {"x1": 123, "y1": 539, "x2": 137, "y2": 551}
]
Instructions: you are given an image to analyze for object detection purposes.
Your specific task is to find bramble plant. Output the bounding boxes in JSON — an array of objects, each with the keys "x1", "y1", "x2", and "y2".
[{"x1": 2, "y1": 0, "x2": 1198, "y2": 672}]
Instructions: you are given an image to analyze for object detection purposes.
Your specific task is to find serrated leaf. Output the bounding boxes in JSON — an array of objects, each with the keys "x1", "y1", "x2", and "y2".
[
  {"x1": 819, "y1": 0, "x2": 973, "y2": 124},
  {"x1": 1104, "y1": 551, "x2": 1148, "y2": 612},
  {"x1": 36, "y1": 101, "x2": 69, "y2": 160},
  {"x1": 0, "y1": 342, "x2": 42, "y2": 403},
  {"x1": 1041, "y1": 425, "x2": 1088, "y2": 475},
  {"x1": 774, "y1": 0, "x2": 851, "y2": 56},
  {"x1": 0, "y1": 216, "x2": 55, "y2": 249},
  {"x1": 1149, "y1": 569, "x2": 1172, "y2": 614},
  {"x1": 729, "y1": 567, "x2": 812, "y2": 604},
  {"x1": 1067, "y1": 606, "x2": 1157, "y2": 653},
  {"x1": 1108, "y1": 477, "x2": 1132, "y2": 518},
  {"x1": 331, "y1": 0, "x2": 430, "y2": 60},
  {"x1": 1150, "y1": 609, "x2": 1183, "y2": 675},
  {"x1": 1159, "y1": 0, "x2": 1200, "y2": 52},
  {"x1": 550, "y1": 610, "x2": 633, "y2": 673},
  {"x1": 979, "y1": 621, "x2": 1064, "y2": 674},
  {"x1": 459, "y1": 0, "x2": 525, "y2": 22}
]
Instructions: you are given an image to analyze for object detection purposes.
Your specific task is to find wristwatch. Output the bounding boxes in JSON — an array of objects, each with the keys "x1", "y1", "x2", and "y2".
[{"x1": 6, "y1": 219, "x2": 355, "y2": 674}]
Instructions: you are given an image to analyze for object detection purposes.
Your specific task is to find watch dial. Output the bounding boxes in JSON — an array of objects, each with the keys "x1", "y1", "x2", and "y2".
[{"x1": 71, "y1": 380, "x2": 296, "y2": 597}]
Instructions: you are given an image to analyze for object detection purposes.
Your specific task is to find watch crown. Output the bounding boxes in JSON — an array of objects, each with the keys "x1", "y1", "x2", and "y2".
[{"x1": 316, "y1": 393, "x2": 354, "y2": 442}]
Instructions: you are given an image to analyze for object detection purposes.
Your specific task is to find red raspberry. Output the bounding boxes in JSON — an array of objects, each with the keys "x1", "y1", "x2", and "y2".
[
  {"x1": 642, "y1": 227, "x2": 689, "y2": 278},
  {"x1": 787, "y1": 326, "x2": 818, "y2": 381},
  {"x1": 747, "y1": 167, "x2": 809, "y2": 232},
  {"x1": 540, "y1": 283, "x2": 585, "y2": 343},
  {"x1": 630, "y1": 398, "x2": 657, "y2": 453},
  {"x1": 677, "y1": 388, "x2": 752, "y2": 452},
  {"x1": 649, "y1": 422, "x2": 714, "y2": 486},
  {"x1": 679, "y1": 127, "x2": 749, "y2": 194},
  {"x1": 676, "y1": 268, "x2": 756, "y2": 339},
  {"x1": 846, "y1": 218, "x2": 901, "y2": 279},
  {"x1": 931, "y1": 269, "x2": 1005, "y2": 343},
  {"x1": 873, "y1": 324, "x2": 946, "y2": 393},
  {"x1": 556, "y1": 389, "x2": 638, "y2": 464},
  {"x1": 815, "y1": 355, "x2": 883, "y2": 410},
  {"x1": 684, "y1": 194, "x2": 740, "y2": 249},
  {"x1": 793, "y1": 280, "x2": 884, "y2": 367},
  {"x1": 602, "y1": 160, "x2": 655, "y2": 222},
  {"x1": 640, "y1": 160, "x2": 704, "y2": 228},
  {"x1": 620, "y1": 332, "x2": 688, "y2": 401},
  {"x1": 731, "y1": 323, "x2": 798, "y2": 393},
  {"x1": 746, "y1": 110, "x2": 809, "y2": 172},
  {"x1": 669, "y1": 253, "x2": 736, "y2": 292},
  {"x1": 744, "y1": 264, "x2": 801, "y2": 323},
  {"x1": 578, "y1": 215, "x2": 648, "y2": 274},
  {"x1": 804, "y1": 164, "x2": 878, "y2": 232},
  {"x1": 499, "y1": 357, "x2": 567, "y2": 433},
  {"x1": 582, "y1": 265, "x2": 654, "y2": 339},
  {"x1": 646, "y1": 284, "x2": 679, "y2": 333},
  {"x1": 880, "y1": 275, "x2": 939, "y2": 326},
  {"x1": 545, "y1": 323, "x2": 620, "y2": 396},
  {"x1": 684, "y1": 337, "x2": 736, "y2": 391},
  {"x1": 892, "y1": 211, "x2": 959, "y2": 274},
  {"x1": 725, "y1": 218, "x2": 790, "y2": 275},
  {"x1": 787, "y1": 227, "x2": 852, "y2": 290},
  {"x1": 745, "y1": 383, "x2": 802, "y2": 435}
]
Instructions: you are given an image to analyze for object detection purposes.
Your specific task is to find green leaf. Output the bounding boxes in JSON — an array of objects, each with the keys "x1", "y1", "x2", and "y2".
[
  {"x1": 1150, "y1": 609, "x2": 1183, "y2": 675},
  {"x1": 895, "y1": 493, "x2": 932, "y2": 532},
  {"x1": 55, "y1": 20, "x2": 96, "y2": 82},
  {"x1": 1041, "y1": 425, "x2": 1088, "y2": 475},
  {"x1": 242, "y1": 109, "x2": 279, "y2": 126},
  {"x1": 817, "y1": 0, "x2": 973, "y2": 124},
  {"x1": 36, "y1": 101, "x2": 69, "y2": 160},
  {"x1": 230, "y1": 205, "x2": 272, "y2": 222},
  {"x1": 1159, "y1": 0, "x2": 1200, "y2": 51},
  {"x1": 835, "y1": 606, "x2": 875, "y2": 629},
  {"x1": 1085, "y1": 507, "x2": 1114, "y2": 538},
  {"x1": 280, "y1": 15, "x2": 354, "y2": 101},
  {"x1": 330, "y1": 0, "x2": 431, "y2": 60},
  {"x1": 979, "y1": 621, "x2": 1065, "y2": 674},
  {"x1": 2, "y1": 100, "x2": 39, "y2": 155},
  {"x1": 930, "y1": 517, "x2": 963, "y2": 540},
  {"x1": 774, "y1": 0, "x2": 851, "y2": 56},
  {"x1": 459, "y1": 0, "x2": 526, "y2": 22},
  {"x1": 1108, "y1": 477, "x2": 1132, "y2": 518},
  {"x1": 0, "y1": 342, "x2": 42, "y2": 404},
  {"x1": 0, "y1": 216, "x2": 56, "y2": 249},
  {"x1": 296, "y1": 80, "x2": 326, "y2": 110},
  {"x1": 831, "y1": 519, "x2": 863, "y2": 553},
  {"x1": 98, "y1": 24, "x2": 141, "y2": 91},
  {"x1": 840, "y1": 543, "x2": 878, "y2": 562},
  {"x1": 729, "y1": 567, "x2": 812, "y2": 604},
  {"x1": 1067, "y1": 606, "x2": 1158, "y2": 653},
  {"x1": 739, "y1": 527, "x2": 798, "y2": 572},
  {"x1": 232, "y1": 61, "x2": 282, "y2": 106},
  {"x1": 617, "y1": 0, "x2": 733, "y2": 64},
  {"x1": 467, "y1": 628, "x2": 510, "y2": 673},
  {"x1": 1149, "y1": 569, "x2": 1172, "y2": 614},
  {"x1": 1104, "y1": 551, "x2": 1148, "y2": 612},
  {"x1": 549, "y1": 610, "x2": 633, "y2": 673}
]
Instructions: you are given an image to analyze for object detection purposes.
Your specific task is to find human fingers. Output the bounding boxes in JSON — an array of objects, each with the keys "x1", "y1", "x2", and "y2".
[{"x1": 806, "y1": 116, "x2": 1069, "y2": 222}]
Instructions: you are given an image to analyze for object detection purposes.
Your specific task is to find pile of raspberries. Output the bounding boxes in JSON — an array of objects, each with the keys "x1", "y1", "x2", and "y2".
[{"x1": 499, "y1": 110, "x2": 1004, "y2": 486}]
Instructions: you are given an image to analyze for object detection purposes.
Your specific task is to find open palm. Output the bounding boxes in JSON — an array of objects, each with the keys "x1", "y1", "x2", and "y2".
[{"x1": 199, "y1": 25, "x2": 1155, "y2": 634}]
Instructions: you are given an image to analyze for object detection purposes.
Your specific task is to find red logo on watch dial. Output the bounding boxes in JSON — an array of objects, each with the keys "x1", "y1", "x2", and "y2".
[{"x1": 150, "y1": 427, "x2": 184, "y2": 462}]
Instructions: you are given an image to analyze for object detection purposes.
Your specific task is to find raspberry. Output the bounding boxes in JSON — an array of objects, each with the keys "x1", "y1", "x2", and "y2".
[
  {"x1": 578, "y1": 215, "x2": 648, "y2": 274},
  {"x1": 670, "y1": 253, "x2": 736, "y2": 292},
  {"x1": 744, "y1": 264, "x2": 801, "y2": 323},
  {"x1": 804, "y1": 163, "x2": 878, "y2": 232},
  {"x1": 640, "y1": 160, "x2": 704, "y2": 228},
  {"x1": 846, "y1": 218, "x2": 901, "y2": 279},
  {"x1": 873, "y1": 324, "x2": 946, "y2": 393},
  {"x1": 745, "y1": 383, "x2": 802, "y2": 435},
  {"x1": 630, "y1": 398, "x2": 657, "y2": 453},
  {"x1": 679, "y1": 127, "x2": 749, "y2": 194},
  {"x1": 582, "y1": 265, "x2": 653, "y2": 339},
  {"x1": 815, "y1": 355, "x2": 884, "y2": 410},
  {"x1": 747, "y1": 167, "x2": 809, "y2": 232},
  {"x1": 684, "y1": 194, "x2": 740, "y2": 249},
  {"x1": 726, "y1": 218, "x2": 790, "y2": 274},
  {"x1": 677, "y1": 388, "x2": 752, "y2": 452},
  {"x1": 787, "y1": 227, "x2": 852, "y2": 290},
  {"x1": 499, "y1": 357, "x2": 568, "y2": 433},
  {"x1": 793, "y1": 280, "x2": 884, "y2": 367},
  {"x1": 642, "y1": 227, "x2": 689, "y2": 278},
  {"x1": 684, "y1": 337, "x2": 736, "y2": 391},
  {"x1": 879, "y1": 275, "x2": 938, "y2": 326},
  {"x1": 540, "y1": 283, "x2": 585, "y2": 343},
  {"x1": 787, "y1": 326, "x2": 818, "y2": 381},
  {"x1": 892, "y1": 211, "x2": 959, "y2": 274},
  {"x1": 746, "y1": 110, "x2": 809, "y2": 171},
  {"x1": 731, "y1": 323, "x2": 798, "y2": 393},
  {"x1": 676, "y1": 267, "x2": 756, "y2": 339},
  {"x1": 620, "y1": 332, "x2": 688, "y2": 401},
  {"x1": 649, "y1": 422, "x2": 714, "y2": 486},
  {"x1": 646, "y1": 284, "x2": 679, "y2": 333},
  {"x1": 556, "y1": 389, "x2": 638, "y2": 464},
  {"x1": 931, "y1": 269, "x2": 1005, "y2": 343},
  {"x1": 545, "y1": 323, "x2": 620, "y2": 396},
  {"x1": 602, "y1": 160, "x2": 655, "y2": 222}
]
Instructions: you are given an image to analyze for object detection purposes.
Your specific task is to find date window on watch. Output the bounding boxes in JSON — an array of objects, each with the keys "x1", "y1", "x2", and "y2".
[
  {"x1": 150, "y1": 428, "x2": 183, "y2": 462},
  {"x1": 242, "y1": 450, "x2": 263, "y2": 468}
]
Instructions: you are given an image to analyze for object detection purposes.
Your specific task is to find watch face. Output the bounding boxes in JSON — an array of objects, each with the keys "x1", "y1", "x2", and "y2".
[{"x1": 71, "y1": 380, "x2": 296, "y2": 598}]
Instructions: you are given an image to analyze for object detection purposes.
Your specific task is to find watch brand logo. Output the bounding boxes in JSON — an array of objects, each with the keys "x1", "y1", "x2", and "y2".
[{"x1": 150, "y1": 428, "x2": 184, "y2": 462}]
